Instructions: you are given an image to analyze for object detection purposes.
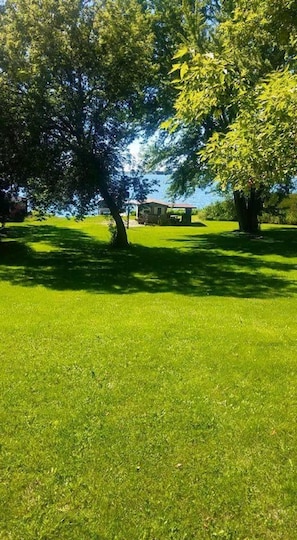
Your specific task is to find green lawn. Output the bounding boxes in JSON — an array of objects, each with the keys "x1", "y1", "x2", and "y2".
[{"x1": 0, "y1": 217, "x2": 297, "y2": 539}]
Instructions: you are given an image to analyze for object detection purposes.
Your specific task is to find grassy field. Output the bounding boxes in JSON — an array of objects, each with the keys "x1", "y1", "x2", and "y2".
[{"x1": 0, "y1": 216, "x2": 297, "y2": 539}]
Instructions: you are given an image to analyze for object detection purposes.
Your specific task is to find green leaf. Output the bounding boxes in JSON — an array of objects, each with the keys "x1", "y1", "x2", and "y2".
[
  {"x1": 172, "y1": 46, "x2": 189, "y2": 60},
  {"x1": 180, "y1": 62, "x2": 189, "y2": 79},
  {"x1": 169, "y1": 63, "x2": 181, "y2": 74}
]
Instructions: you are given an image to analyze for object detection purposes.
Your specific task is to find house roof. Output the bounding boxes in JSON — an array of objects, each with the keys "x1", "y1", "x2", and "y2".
[
  {"x1": 128, "y1": 198, "x2": 169, "y2": 207},
  {"x1": 170, "y1": 202, "x2": 196, "y2": 209},
  {"x1": 129, "y1": 198, "x2": 196, "y2": 209},
  {"x1": 143, "y1": 198, "x2": 169, "y2": 206}
]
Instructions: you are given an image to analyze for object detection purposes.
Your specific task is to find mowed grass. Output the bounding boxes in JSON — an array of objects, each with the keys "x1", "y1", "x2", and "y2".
[{"x1": 0, "y1": 217, "x2": 297, "y2": 540}]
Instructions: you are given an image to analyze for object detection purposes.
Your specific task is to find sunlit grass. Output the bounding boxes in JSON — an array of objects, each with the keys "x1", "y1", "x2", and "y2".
[{"x1": 0, "y1": 217, "x2": 297, "y2": 539}]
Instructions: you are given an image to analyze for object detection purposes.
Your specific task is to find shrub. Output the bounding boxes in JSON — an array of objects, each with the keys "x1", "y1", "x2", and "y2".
[
  {"x1": 199, "y1": 193, "x2": 297, "y2": 225},
  {"x1": 198, "y1": 198, "x2": 237, "y2": 221},
  {"x1": 261, "y1": 193, "x2": 297, "y2": 225}
]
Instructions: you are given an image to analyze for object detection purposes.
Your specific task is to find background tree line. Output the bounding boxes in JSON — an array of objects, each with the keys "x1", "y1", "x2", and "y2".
[{"x1": 196, "y1": 194, "x2": 297, "y2": 225}]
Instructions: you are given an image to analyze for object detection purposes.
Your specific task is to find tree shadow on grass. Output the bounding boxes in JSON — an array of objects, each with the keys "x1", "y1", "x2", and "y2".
[
  {"x1": 0, "y1": 224, "x2": 296, "y2": 298},
  {"x1": 170, "y1": 226, "x2": 297, "y2": 259}
]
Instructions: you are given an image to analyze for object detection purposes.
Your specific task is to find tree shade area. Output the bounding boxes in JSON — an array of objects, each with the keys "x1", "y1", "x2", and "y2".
[{"x1": 0, "y1": 216, "x2": 297, "y2": 538}]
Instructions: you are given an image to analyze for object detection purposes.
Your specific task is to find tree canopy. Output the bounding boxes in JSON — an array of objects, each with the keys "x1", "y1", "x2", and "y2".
[
  {"x1": 0, "y1": 0, "x2": 156, "y2": 246},
  {"x1": 203, "y1": 70, "x2": 297, "y2": 194},
  {"x1": 153, "y1": 0, "x2": 297, "y2": 232}
]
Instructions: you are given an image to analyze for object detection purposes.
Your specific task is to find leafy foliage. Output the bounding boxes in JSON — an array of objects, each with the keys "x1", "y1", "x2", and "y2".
[
  {"x1": 0, "y1": 0, "x2": 155, "y2": 245},
  {"x1": 156, "y1": 0, "x2": 297, "y2": 231},
  {"x1": 144, "y1": 1, "x2": 221, "y2": 195},
  {"x1": 262, "y1": 193, "x2": 297, "y2": 225},
  {"x1": 198, "y1": 197, "x2": 237, "y2": 221},
  {"x1": 203, "y1": 70, "x2": 297, "y2": 194}
]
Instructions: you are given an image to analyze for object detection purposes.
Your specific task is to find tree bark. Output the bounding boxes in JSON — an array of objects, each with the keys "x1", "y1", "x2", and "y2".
[
  {"x1": 247, "y1": 188, "x2": 261, "y2": 234},
  {"x1": 233, "y1": 189, "x2": 261, "y2": 234},
  {"x1": 233, "y1": 190, "x2": 248, "y2": 232},
  {"x1": 98, "y1": 179, "x2": 129, "y2": 249}
]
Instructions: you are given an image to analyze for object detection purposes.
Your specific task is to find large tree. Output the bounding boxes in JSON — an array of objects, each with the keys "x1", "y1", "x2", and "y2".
[
  {"x1": 202, "y1": 70, "x2": 297, "y2": 229},
  {"x1": 153, "y1": 0, "x2": 297, "y2": 233},
  {"x1": 0, "y1": 0, "x2": 155, "y2": 247}
]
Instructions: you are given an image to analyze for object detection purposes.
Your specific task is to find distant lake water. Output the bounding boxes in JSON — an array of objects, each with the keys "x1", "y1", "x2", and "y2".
[{"x1": 145, "y1": 173, "x2": 222, "y2": 209}]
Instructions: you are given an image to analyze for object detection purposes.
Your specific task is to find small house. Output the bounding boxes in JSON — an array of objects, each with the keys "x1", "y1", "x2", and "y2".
[
  {"x1": 136, "y1": 198, "x2": 196, "y2": 225},
  {"x1": 137, "y1": 198, "x2": 169, "y2": 224}
]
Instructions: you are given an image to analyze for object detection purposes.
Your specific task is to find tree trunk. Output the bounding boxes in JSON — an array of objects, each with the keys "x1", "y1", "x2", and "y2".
[
  {"x1": 90, "y1": 156, "x2": 129, "y2": 248},
  {"x1": 233, "y1": 190, "x2": 248, "y2": 232},
  {"x1": 98, "y1": 180, "x2": 129, "y2": 249},
  {"x1": 233, "y1": 189, "x2": 261, "y2": 234},
  {"x1": 247, "y1": 188, "x2": 260, "y2": 234}
]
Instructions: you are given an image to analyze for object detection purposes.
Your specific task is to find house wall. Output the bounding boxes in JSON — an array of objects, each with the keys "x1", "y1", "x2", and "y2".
[
  {"x1": 137, "y1": 201, "x2": 195, "y2": 225},
  {"x1": 138, "y1": 203, "x2": 167, "y2": 216},
  {"x1": 152, "y1": 204, "x2": 167, "y2": 216},
  {"x1": 138, "y1": 202, "x2": 168, "y2": 224}
]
